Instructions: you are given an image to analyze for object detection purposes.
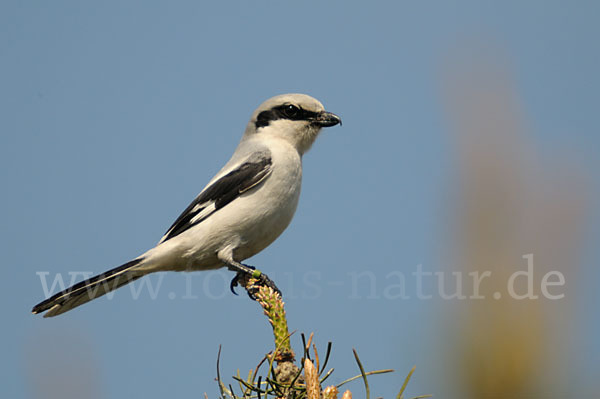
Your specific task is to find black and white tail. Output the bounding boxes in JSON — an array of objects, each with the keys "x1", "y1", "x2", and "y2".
[{"x1": 32, "y1": 258, "x2": 145, "y2": 318}]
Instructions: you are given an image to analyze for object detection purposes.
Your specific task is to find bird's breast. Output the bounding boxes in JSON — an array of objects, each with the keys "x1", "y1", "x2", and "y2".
[{"x1": 231, "y1": 141, "x2": 303, "y2": 260}]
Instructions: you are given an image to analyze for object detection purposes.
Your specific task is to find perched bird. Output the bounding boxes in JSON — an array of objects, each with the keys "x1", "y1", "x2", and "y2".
[{"x1": 32, "y1": 93, "x2": 341, "y2": 317}]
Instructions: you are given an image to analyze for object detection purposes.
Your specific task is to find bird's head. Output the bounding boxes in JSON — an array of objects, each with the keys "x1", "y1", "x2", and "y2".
[{"x1": 244, "y1": 93, "x2": 341, "y2": 155}]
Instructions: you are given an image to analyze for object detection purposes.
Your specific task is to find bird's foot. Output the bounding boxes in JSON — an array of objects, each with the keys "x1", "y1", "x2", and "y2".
[
  {"x1": 247, "y1": 271, "x2": 281, "y2": 300},
  {"x1": 229, "y1": 264, "x2": 281, "y2": 300},
  {"x1": 229, "y1": 264, "x2": 256, "y2": 296}
]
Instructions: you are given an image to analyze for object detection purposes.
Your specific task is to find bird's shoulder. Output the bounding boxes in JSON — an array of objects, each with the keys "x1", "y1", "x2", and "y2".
[
  {"x1": 241, "y1": 136, "x2": 302, "y2": 167},
  {"x1": 158, "y1": 146, "x2": 274, "y2": 244}
]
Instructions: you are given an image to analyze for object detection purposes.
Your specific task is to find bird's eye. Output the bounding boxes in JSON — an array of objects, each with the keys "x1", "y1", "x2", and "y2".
[{"x1": 283, "y1": 104, "x2": 300, "y2": 118}]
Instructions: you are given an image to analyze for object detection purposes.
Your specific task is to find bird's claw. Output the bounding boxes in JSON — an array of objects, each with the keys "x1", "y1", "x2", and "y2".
[
  {"x1": 246, "y1": 272, "x2": 282, "y2": 300},
  {"x1": 229, "y1": 265, "x2": 281, "y2": 300},
  {"x1": 229, "y1": 263, "x2": 256, "y2": 296},
  {"x1": 230, "y1": 273, "x2": 241, "y2": 295}
]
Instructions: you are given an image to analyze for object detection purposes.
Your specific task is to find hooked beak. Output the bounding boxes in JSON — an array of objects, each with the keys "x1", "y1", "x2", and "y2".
[{"x1": 314, "y1": 111, "x2": 342, "y2": 127}]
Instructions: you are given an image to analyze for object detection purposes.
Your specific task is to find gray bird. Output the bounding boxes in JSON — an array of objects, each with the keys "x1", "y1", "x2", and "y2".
[{"x1": 32, "y1": 93, "x2": 341, "y2": 317}]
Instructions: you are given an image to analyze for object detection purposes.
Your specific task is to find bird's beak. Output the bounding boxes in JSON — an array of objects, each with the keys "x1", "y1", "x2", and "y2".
[{"x1": 314, "y1": 111, "x2": 342, "y2": 127}]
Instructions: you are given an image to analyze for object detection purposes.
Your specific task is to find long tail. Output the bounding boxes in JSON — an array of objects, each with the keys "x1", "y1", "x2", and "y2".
[{"x1": 32, "y1": 258, "x2": 145, "y2": 318}]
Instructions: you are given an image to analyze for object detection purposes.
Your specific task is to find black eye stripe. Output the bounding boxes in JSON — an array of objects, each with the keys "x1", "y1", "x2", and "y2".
[{"x1": 255, "y1": 105, "x2": 320, "y2": 128}]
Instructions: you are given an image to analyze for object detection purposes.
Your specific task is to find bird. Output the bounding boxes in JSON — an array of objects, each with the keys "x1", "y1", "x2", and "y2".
[{"x1": 32, "y1": 93, "x2": 341, "y2": 317}]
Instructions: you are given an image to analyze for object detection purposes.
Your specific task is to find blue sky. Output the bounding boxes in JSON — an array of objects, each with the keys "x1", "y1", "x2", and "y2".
[{"x1": 2, "y1": 1, "x2": 599, "y2": 398}]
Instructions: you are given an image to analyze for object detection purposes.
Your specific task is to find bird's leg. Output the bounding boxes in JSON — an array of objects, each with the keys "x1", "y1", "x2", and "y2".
[{"x1": 225, "y1": 260, "x2": 281, "y2": 299}]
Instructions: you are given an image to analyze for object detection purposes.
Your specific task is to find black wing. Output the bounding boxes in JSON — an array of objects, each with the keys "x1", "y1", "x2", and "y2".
[{"x1": 159, "y1": 151, "x2": 272, "y2": 243}]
